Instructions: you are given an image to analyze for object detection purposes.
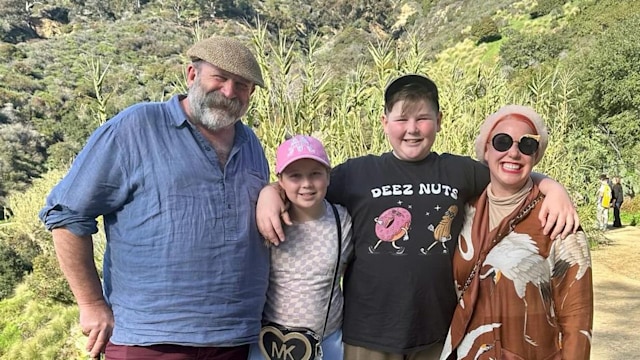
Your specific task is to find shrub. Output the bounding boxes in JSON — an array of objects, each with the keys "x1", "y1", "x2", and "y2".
[
  {"x1": 530, "y1": 0, "x2": 567, "y2": 19},
  {"x1": 0, "y1": 242, "x2": 32, "y2": 300},
  {"x1": 0, "y1": 72, "x2": 44, "y2": 93},
  {"x1": 0, "y1": 43, "x2": 26, "y2": 63},
  {"x1": 621, "y1": 195, "x2": 640, "y2": 213},
  {"x1": 4, "y1": 169, "x2": 65, "y2": 256},
  {"x1": 26, "y1": 254, "x2": 74, "y2": 304},
  {"x1": 470, "y1": 16, "x2": 502, "y2": 45},
  {"x1": 44, "y1": 141, "x2": 79, "y2": 171},
  {"x1": 0, "y1": 87, "x2": 25, "y2": 109},
  {"x1": 500, "y1": 31, "x2": 565, "y2": 69}
]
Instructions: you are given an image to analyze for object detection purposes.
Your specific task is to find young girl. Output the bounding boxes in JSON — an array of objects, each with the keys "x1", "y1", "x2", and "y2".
[{"x1": 249, "y1": 135, "x2": 353, "y2": 360}]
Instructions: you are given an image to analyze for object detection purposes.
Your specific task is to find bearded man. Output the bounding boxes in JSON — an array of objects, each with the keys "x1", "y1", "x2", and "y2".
[{"x1": 39, "y1": 36, "x2": 270, "y2": 360}]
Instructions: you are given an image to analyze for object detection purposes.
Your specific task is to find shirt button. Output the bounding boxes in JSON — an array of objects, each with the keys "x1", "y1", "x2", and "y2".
[{"x1": 205, "y1": 147, "x2": 211, "y2": 151}]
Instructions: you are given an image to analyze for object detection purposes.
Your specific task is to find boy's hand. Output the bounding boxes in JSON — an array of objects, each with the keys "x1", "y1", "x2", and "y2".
[{"x1": 539, "y1": 196, "x2": 579, "y2": 239}]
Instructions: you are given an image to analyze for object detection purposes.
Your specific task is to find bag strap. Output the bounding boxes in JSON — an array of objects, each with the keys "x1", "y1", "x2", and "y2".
[{"x1": 321, "y1": 202, "x2": 342, "y2": 340}]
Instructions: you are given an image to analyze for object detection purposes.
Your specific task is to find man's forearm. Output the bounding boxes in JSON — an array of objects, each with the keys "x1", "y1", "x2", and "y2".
[{"x1": 52, "y1": 228, "x2": 105, "y2": 305}]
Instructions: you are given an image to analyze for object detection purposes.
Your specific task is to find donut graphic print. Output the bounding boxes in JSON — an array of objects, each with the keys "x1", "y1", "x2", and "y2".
[{"x1": 369, "y1": 207, "x2": 412, "y2": 255}]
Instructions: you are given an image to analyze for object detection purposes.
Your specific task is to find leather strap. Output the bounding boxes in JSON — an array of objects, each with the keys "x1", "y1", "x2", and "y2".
[{"x1": 321, "y1": 202, "x2": 342, "y2": 340}]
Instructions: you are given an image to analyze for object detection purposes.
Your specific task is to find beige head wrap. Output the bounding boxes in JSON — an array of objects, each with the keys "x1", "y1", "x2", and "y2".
[
  {"x1": 187, "y1": 36, "x2": 264, "y2": 87},
  {"x1": 474, "y1": 105, "x2": 548, "y2": 165}
]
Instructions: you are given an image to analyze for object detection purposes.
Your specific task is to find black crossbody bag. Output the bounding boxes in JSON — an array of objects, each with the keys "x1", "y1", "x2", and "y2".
[{"x1": 258, "y1": 203, "x2": 342, "y2": 360}]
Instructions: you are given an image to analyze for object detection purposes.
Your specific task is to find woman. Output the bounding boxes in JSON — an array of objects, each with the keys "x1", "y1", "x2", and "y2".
[{"x1": 440, "y1": 105, "x2": 593, "y2": 360}]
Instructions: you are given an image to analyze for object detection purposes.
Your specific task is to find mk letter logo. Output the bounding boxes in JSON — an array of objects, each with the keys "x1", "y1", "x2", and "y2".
[{"x1": 270, "y1": 341, "x2": 296, "y2": 359}]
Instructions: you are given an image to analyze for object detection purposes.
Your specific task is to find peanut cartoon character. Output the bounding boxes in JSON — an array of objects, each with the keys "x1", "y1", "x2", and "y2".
[{"x1": 422, "y1": 205, "x2": 458, "y2": 254}]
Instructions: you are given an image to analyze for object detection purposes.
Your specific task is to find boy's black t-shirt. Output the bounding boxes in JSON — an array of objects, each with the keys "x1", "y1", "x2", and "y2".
[{"x1": 327, "y1": 151, "x2": 489, "y2": 354}]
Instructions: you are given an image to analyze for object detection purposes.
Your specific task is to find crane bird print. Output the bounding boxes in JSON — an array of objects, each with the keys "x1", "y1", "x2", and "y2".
[{"x1": 479, "y1": 232, "x2": 552, "y2": 346}]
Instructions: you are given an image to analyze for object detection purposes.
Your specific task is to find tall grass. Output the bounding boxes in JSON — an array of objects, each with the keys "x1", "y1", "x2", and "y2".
[{"x1": 0, "y1": 284, "x2": 83, "y2": 359}]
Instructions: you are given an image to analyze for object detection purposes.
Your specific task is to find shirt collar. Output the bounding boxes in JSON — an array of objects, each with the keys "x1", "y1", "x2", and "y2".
[{"x1": 168, "y1": 94, "x2": 190, "y2": 127}]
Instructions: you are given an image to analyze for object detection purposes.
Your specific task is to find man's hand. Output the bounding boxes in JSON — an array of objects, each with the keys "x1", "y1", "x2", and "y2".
[
  {"x1": 256, "y1": 183, "x2": 292, "y2": 245},
  {"x1": 79, "y1": 300, "x2": 114, "y2": 359},
  {"x1": 51, "y1": 229, "x2": 112, "y2": 359},
  {"x1": 539, "y1": 188, "x2": 580, "y2": 239}
]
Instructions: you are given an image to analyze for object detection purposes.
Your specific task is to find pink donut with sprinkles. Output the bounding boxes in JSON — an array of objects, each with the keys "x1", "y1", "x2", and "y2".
[{"x1": 374, "y1": 207, "x2": 411, "y2": 242}]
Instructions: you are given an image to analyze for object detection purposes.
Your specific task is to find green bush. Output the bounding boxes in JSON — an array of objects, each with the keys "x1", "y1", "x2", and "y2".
[
  {"x1": 0, "y1": 88, "x2": 25, "y2": 109},
  {"x1": 0, "y1": 44, "x2": 26, "y2": 63},
  {"x1": 470, "y1": 16, "x2": 502, "y2": 45},
  {"x1": 26, "y1": 254, "x2": 74, "y2": 304},
  {"x1": 0, "y1": 242, "x2": 32, "y2": 300},
  {"x1": 621, "y1": 195, "x2": 640, "y2": 213},
  {"x1": 500, "y1": 31, "x2": 565, "y2": 69},
  {"x1": 530, "y1": 0, "x2": 566, "y2": 19}
]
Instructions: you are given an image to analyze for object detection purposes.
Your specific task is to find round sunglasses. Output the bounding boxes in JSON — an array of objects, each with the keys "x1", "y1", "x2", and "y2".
[{"x1": 491, "y1": 133, "x2": 540, "y2": 156}]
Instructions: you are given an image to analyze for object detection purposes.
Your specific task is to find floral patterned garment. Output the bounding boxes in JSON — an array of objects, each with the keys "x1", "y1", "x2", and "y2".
[{"x1": 441, "y1": 185, "x2": 593, "y2": 360}]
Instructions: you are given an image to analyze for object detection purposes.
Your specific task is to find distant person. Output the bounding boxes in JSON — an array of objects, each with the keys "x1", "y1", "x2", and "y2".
[
  {"x1": 39, "y1": 36, "x2": 270, "y2": 360},
  {"x1": 441, "y1": 105, "x2": 593, "y2": 360},
  {"x1": 596, "y1": 174, "x2": 613, "y2": 230},
  {"x1": 257, "y1": 74, "x2": 580, "y2": 360},
  {"x1": 249, "y1": 135, "x2": 353, "y2": 360},
  {"x1": 612, "y1": 176, "x2": 624, "y2": 227}
]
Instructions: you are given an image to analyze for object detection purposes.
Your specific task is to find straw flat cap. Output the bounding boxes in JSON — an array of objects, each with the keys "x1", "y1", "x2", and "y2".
[{"x1": 187, "y1": 36, "x2": 264, "y2": 87}]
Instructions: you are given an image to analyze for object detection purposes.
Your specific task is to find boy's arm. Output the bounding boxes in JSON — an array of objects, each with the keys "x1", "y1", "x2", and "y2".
[{"x1": 531, "y1": 172, "x2": 579, "y2": 239}]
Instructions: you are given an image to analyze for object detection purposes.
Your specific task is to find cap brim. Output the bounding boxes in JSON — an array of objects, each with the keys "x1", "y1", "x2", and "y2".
[{"x1": 276, "y1": 155, "x2": 331, "y2": 174}]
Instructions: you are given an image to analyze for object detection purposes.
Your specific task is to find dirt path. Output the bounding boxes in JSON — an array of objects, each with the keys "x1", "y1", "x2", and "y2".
[{"x1": 590, "y1": 226, "x2": 640, "y2": 359}]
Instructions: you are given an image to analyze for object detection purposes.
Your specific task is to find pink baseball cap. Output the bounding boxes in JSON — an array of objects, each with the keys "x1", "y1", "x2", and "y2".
[{"x1": 275, "y1": 135, "x2": 331, "y2": 174}]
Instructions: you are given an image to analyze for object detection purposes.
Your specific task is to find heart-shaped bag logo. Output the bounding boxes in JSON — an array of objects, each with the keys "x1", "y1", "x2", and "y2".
[{"x1": 258, "y1": 325, "x2": 318, "y2": 360}]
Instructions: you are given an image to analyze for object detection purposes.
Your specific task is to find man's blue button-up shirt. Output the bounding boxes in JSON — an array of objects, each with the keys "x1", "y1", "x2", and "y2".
[{"x1": 39, "y1": 95, "x2": 270, "y2": 346}]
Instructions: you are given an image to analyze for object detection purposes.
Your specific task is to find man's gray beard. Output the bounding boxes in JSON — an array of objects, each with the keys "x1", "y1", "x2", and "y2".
[{"x1": 188, "y1": 83, "x2": 246, "y2": 131}]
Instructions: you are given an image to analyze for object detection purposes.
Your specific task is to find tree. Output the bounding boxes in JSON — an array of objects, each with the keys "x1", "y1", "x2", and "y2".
[
  {"x1": 574, "y1": 14, "x2": 640, "y2": 170},
  {"x1": 500, "y1": 31, "x2": 565, "y2": 69}
]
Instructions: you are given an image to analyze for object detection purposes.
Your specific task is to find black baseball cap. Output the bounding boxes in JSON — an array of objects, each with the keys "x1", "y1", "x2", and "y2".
[{"x1": 384, "y1": 74, "x2": 439, "y2": 107}]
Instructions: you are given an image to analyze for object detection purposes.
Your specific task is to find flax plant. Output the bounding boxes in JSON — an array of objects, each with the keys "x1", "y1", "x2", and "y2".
[
  {"x1": 251, "y1": 26, "x2": 386, "y2": 178},
  {"x1": 83, "y1": 55, "x2": 114, "y2": 126}
]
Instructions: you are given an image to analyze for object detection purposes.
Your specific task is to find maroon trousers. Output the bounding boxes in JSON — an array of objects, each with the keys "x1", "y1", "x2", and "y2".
[{"x1": 105, "y1": 342, "x2": 249, "y2": 360}]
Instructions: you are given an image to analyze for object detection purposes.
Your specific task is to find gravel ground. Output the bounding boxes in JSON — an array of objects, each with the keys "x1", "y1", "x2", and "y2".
[{"x1": 590, "y1": 226, "x2": 640, "y2": 359}]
